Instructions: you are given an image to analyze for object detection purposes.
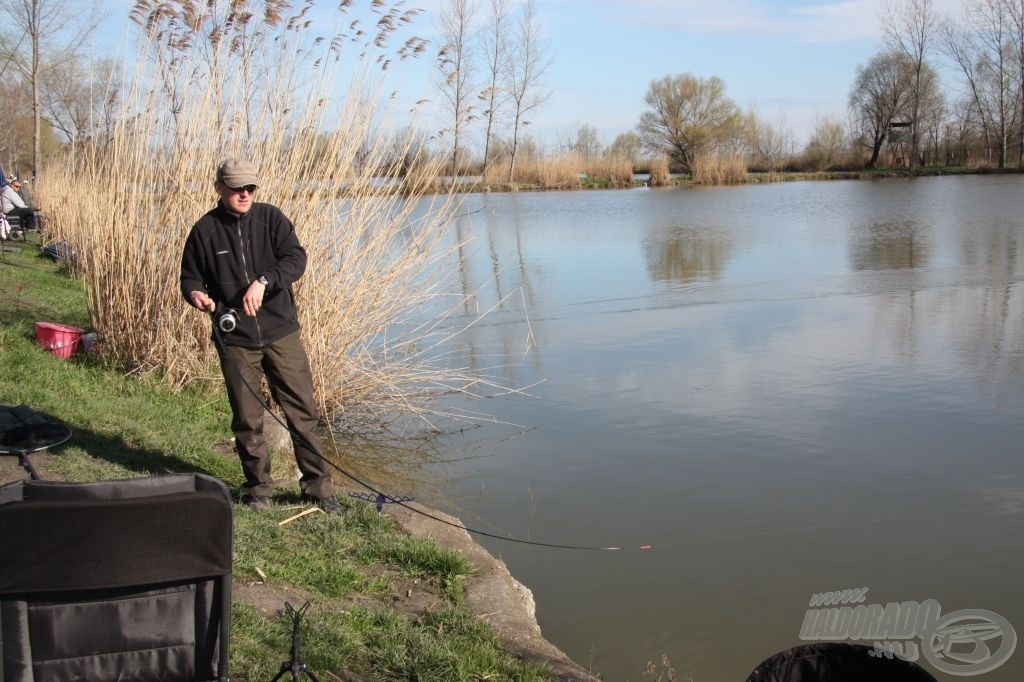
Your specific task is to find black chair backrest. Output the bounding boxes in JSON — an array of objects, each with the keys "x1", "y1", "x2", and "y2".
[
  {"x1": 0, "y1": 474, "x2": 232, "y2": 682},
  {"x1": 747, "y1": 643, "x2": 937, "y2": 682}
]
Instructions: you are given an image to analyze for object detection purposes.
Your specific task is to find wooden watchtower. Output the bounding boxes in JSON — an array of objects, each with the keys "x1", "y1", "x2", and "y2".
[{"x1": 888, "y1": 121, "x2": 913, "y2": 167}]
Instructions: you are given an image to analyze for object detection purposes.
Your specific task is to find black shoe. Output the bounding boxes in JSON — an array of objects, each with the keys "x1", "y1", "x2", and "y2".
[
  {"x1": 305, "y1": 495, "x2": 342, "y2": 514},
  {"x1": 242, "y1": 494, "x2": 272, "y2": 510}
]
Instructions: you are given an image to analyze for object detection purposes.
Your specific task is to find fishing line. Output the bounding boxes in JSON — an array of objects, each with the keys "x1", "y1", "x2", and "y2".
[
  {"x1": 210, "y1": 322, "x2": 625, "y2": 551},
  {"x1": 0, "y1": 33, "x2": 26, "y2": 81}
]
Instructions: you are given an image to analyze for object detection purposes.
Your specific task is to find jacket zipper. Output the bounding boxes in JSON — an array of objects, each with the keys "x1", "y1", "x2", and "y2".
[{"x1": 235, "y1": 220, "x2": 264, "y2": 346}]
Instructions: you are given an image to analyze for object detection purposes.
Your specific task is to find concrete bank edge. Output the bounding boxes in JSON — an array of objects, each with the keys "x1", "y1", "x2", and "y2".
[{"x1": 385, "y1": 502, "x2": 601, "y2": 681}]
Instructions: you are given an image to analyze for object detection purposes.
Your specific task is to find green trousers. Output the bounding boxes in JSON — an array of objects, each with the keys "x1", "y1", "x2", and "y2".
[{"x1": 219, "y1": 330, "x2": 334, "y2": 499}]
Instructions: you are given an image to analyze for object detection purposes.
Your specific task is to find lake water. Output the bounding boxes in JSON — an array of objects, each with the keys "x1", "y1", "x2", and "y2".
[{"x1": 374, "y1": 176, "x2": 1024, "y2": 681}]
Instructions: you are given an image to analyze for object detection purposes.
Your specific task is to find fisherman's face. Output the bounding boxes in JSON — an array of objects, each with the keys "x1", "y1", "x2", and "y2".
[{"x1": 215, "y1": 181, "x2": 257, "y2": 215}]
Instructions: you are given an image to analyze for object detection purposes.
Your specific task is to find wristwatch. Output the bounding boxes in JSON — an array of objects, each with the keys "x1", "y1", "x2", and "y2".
[{"x1": 257, "y1": 275, "x2": 270, "y2": 286}]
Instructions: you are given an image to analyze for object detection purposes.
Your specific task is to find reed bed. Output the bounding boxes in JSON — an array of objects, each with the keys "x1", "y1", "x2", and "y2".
[
  {"x1": 478, "y1": 152, "x2": 633, "y2": 190},
  {"x1": 581, "y1": 154, "x2": 634, "y2": 187},
  {"x1": 36, "y1": 0, "x2": 515, "y2": 432},
  {"x1": 690, "y1": 152, "x2": 748, "y2": 185},
  {"x1": 481, "y1": 153, "x2": 577, "y2": 189},
  {"x1": 964, "y1": 155, "x2": 998, "y2": 170},
  {"x1": 648, "y1": 155, "x2": 671, "y2": 187}
]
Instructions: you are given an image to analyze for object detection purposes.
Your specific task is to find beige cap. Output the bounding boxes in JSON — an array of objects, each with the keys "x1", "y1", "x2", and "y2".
[{"x1": 216, "y1": 158, "x2": 259, "y2": 188}]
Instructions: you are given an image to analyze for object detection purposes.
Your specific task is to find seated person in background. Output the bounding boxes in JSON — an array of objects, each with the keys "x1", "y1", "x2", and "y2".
[{"x1": 2, "y1": 177, "x2": 37, "y2": 231}]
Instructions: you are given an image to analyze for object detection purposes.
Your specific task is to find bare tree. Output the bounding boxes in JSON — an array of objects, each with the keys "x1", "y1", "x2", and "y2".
[
  {"x1": 505, "y1": 0, "x2": 552, "y2": 183},
  {"x1": 849, "y1": 51, "x2": 917, "y2": 168},
  {"x1": 745, "y1": 109, "x2": 795, "y2": 171},
  {"x1": 637, "y1": 73, "x2": 743, "y2": 174},
  {"x1": 803, "y1": 116, "x2": 848, "y2": 171},
  {"x1": 1001, "y1": 0, "x2": 1024, "y2": 167},
  {"x1": 42, "y1": 57, "x2": 122, "y2": 154},
  {"x1": 883, "y1": 0, "x2": 942, "y2": 172},
  {"x1": 606, "y1": 131, "x2": 642, "y2": 162},
  {"x1": 436, "y1": 0, "x2": 478, "y2": 182},
  {"x1": 479, "y1": 0, "x2": 510, "y2": 171},
  {"x1": 915, "y1": 69, "x2": 947, "y2": 164},
  {"x1": 0, "y1": 76, "x2": 31, "y2": 172},
  {"x1": 0, "y1": 0, "x2": 98, "y2": 177},
  {"x1": 945, "y1": 97, "x2": 978, "y2": 164},
  {"x1": 943, "y1": 16, "x2": 995, "y2": 160},
  {"x1": 573, "y1": 123, "x2": 601, "y2": 156},
  {"x1": 946, "y1": 0, "x2": 1015, "y2": 167}
]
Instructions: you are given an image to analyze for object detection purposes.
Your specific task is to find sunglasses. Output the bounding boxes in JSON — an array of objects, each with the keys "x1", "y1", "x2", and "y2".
[{"x1": 226, "y1": 184, "x2": 258, "y2": 194}]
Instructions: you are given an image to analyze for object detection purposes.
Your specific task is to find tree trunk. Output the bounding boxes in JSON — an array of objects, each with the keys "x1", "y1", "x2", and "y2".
[
  {"x1": 507, "y1": 113, "x2": 520, "y2": 184},
  {"x1": 31, "y1": 0, "x2": 41, "y2": 178},
  {"x1": 867, "y1": 138, "x2": 884, "y2": 169}
]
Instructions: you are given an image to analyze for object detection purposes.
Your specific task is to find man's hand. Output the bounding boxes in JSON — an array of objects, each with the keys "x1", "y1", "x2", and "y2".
[
  {"x1": 189, "y1": 290, "x2": 216, "y2": 312},
  {"x1": 242, "y1": 280, "x2": 267, "y2": 317}
]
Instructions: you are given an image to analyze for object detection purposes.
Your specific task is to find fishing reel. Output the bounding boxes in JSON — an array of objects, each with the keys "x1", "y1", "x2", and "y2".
[{"x1": 216, "y1": 308, "x2": 240, "y2": 333}]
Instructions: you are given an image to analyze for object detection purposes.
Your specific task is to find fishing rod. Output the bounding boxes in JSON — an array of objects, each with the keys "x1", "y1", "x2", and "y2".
[{"x1": 210, "y1": 318, "x2": 629, "y2": 552}]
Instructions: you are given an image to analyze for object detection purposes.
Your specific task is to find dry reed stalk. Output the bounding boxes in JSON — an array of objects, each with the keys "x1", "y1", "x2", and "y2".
[{"x1": 36, "y1": 1, "x2": 521, "y2": 431}]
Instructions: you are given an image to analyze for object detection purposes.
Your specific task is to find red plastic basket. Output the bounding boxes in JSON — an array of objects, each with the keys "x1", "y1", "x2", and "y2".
[{"x1": 35, "y1": 321, "x2": 84, "y2": 360}]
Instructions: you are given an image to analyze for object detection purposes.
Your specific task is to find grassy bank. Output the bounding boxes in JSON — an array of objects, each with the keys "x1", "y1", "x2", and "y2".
[
  {"x1": 423, "y1": 159, "x2": 1024, "y2": 191},
  {"x1": 0, "y1": 239, "x2": 551, "y2": 681},
  {"x1": 413, "y1": 164, "x2": 1020, "y2": 194}
]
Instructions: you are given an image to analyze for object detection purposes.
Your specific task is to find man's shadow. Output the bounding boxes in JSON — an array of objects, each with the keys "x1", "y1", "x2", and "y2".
[{"x1": 1, "y1": 404, "x2": 234, "y2": 484}]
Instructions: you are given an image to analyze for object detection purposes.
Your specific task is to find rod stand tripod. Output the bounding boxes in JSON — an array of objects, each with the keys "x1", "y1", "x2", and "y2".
[{"x1": 271, "y1": 601, "x2": 320, "y2": 682}]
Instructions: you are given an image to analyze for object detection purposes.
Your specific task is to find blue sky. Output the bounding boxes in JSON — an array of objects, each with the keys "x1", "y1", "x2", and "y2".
[{"x1": 99, "y1": 0, "x2": 965, "y2": 148}]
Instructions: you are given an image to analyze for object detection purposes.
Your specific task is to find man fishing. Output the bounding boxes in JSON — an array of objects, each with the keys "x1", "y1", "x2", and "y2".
[{"x1": 180, "y1": 158, "x2": 340, "y2": 513}]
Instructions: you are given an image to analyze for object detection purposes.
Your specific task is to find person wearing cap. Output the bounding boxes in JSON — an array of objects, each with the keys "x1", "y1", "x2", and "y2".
[
  {"x1": 180, "y1": 158, "x2": 340, "y2": 513},
  {"x1": 1, "y1": 177, "x2": 38, "y2": 232}
]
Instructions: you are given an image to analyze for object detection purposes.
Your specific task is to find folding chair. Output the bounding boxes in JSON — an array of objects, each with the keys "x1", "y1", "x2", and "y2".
[
  {"x1": 2, "y1": 214, "x2": 23, "y2": 240},
  {"x1": 0, "y1": 474, "x2": 233, "y2": 682}
]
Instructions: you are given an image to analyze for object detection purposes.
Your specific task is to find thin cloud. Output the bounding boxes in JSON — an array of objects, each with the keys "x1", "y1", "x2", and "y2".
[
  {"x1": 587, "y1": 0, "x2": 887, "y2": 43},
  {"x1": 790, "y1": 1, "x2": 884, "y2": 43}
]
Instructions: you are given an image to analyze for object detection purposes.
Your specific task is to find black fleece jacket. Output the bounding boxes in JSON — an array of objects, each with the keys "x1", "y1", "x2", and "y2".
[{"x1": 180, "y1": 201, "x2": 307, "y2": 348}]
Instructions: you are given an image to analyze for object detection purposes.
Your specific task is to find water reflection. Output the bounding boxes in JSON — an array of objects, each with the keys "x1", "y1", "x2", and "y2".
[
  {"x1": 849, "y1": 220, "x2": 930, "y2": 271},
  {"x1": 390, "y1": 177, "x2": 1024, "y2": 682},
  {"x1": 644, "y1": 223, "x2": 733, "y2": 282},
  {"x1": 957, "y1": 217, "x2": 1021, "y2": 277}
]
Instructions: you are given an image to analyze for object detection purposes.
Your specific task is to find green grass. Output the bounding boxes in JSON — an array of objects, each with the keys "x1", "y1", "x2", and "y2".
[
  {"x1": 0, "y1": 242, "x2": 551, "y2": 681},
  {"x1": 231, "y1": 602, "x2": 550, "y2": 682},
  {"x1": 356, "y1": 533, "x2": 474, "y2": 603}
]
